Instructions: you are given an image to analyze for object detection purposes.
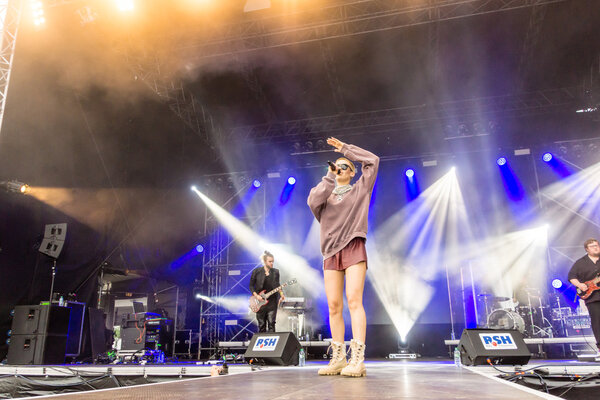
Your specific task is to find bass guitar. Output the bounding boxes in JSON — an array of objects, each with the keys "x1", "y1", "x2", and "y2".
[
  {"x1": 249, "y1": 278, "x2": 297, "y2": 312},
  {"x1": 576, "y1": 275, "x2": 600, "y2": 299}
]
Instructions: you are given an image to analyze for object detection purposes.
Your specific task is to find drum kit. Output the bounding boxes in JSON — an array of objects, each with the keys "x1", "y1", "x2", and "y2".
[{"x1": 478, "y1": 288, "x2": 555, "y2": 338}]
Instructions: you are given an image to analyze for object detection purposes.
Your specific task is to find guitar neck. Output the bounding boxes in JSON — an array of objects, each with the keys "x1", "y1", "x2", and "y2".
[{"x1": 263, "y1": 282, "x2": 288, "y2": 299}]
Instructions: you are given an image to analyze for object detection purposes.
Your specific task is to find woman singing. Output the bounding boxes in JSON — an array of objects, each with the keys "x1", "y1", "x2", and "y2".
[{"x1": 307, "y1": 137, "x2": 379, "y2": 377}]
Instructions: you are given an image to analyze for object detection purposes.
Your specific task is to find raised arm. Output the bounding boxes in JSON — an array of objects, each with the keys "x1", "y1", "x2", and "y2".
[
  {"x1": 328, "y1": 137, "x2": 379, "y2": 190},
  {"x1": 307, "y1": 170, "x2": 336, "y2": 221}
]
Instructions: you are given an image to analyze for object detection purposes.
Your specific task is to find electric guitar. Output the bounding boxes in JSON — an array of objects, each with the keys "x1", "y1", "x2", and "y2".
[
  {"x1": 249, "y1": 278, "x2": 297, "y2": 312},
  {"x1": 576, "y1": 275, "x2": 600, "y2": 299}
]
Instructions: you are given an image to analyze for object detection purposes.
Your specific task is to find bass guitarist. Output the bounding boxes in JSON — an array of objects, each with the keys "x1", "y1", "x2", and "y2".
[
  {"x1": 568, "y1": 238, "x2": 600, "y2": 356},
  {"x1": 249, "y1": 250, "x2": 285, "y2": 332}
]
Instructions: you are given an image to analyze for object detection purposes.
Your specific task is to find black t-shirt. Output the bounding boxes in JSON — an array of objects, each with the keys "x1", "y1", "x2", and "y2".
[
  {"x1": 249, "y1": 266, "x2": 281, "y2": 300},
  {"x1": 568, "y1": 254, "x2": 600, "y2": 304}
]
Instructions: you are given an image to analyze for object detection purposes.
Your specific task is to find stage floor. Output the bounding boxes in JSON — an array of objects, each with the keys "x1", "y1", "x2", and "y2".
[{"x1": 11, "y1": 360, "x2": 562, "y2": 400}]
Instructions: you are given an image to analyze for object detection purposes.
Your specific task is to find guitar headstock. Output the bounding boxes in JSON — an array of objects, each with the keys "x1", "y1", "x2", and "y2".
[{"x1": 288, "y1": 278, "x2": 297, "y2": 285}]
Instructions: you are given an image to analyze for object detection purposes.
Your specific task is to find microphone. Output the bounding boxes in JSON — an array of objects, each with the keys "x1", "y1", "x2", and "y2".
[{"x1": 327, "y1": 161, "x2": 337, "y2": 173}]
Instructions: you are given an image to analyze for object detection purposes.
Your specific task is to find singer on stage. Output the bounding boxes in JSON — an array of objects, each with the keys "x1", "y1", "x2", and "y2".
[{"x1": 307, "y1": 137, "x2": 379, "y2": 377}]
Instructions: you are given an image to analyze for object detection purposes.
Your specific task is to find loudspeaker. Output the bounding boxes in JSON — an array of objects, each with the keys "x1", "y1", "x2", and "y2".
[
  {"x1": 458, "y1": 328, "x2": 531, "y2": 366},
  {"x1": 11, "y1": 305, "x2": 70, "y2": 336},
  {"x1": 8, "y1": 305, "x2": 70, "y2": 365},
  {"x1": 7, "y1": 334, "x2": 68, "y2": 365},
  {"x1": 244, "y1": 332, "x2": 301, "y2": 366},
  {"x1": 86, "y1": 308, "x2": 109, "y2": 359}
]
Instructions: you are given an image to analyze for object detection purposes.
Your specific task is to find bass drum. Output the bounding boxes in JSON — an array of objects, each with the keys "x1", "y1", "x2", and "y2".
[{"x1": 487, "y1": 309, "x2": 526, "y2": 333}]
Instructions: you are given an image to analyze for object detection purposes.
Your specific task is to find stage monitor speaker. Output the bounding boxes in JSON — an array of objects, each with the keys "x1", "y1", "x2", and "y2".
[
  {"x1": 458, "y1": 328, "x2": 531, "y2": 366},
  {"x1": 244, "y1": 332, "x2": 301, "y2": 366}
]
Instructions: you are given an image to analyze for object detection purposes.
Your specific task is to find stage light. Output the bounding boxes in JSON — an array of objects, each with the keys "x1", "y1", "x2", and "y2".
[
  {"x1": 496, "y1": 157, "x2": 507, "y2": 166},
  {"x1": 195, "y1": 244, "x2": 204, "y2": 254},
  {"x1": 552, "y1": 279, "x2": 563, "y2": 289},
  {"x1": 3, "y1": 180, "x2": 30, "y2": 194},
  {"x1": 115, "y1": 0, "x2": 134, "y2": 11},
  {"x1": 190, "y1": 185, "x2": 197, "y2": 191},
  {"x1": 30, "y1": 0, "x2": 45, "y2": 26},
  {"x1": 405, "y1": 169, "x2": 415, "y2": 178},
  {"x1": 287, "y1": 176, "x2": 296, "y2": 185},
  {"x1": 253, "y1": 179, "x2": 261, "y2": 188},
  {"x1": 542, "y1": 153, "x2": 553, "y2": 162}
]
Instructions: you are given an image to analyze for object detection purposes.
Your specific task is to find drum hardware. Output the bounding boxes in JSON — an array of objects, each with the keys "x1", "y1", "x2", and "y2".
[
  {"x1": 487, "y1": 309, "x2": 526, "y2": 333},
  {"x1": 478, "y1": 293, "x2": 514, "y2": 327}
]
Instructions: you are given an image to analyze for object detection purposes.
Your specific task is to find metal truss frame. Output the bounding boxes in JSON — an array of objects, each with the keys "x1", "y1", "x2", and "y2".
[
  {"x1": 515, "y1": 0, "x2": 548, "y2": 91},
  {"x1": 198, "y1": 183, "x2": 267, "y2": 358},
  {"x1": 123, "y1": 47, "x2": 220, "y2": 145},
  {"x1": 228, "y1": 86, "x2": 581, "y2": 143},
  {"x1": 181, "y1": 0, "x2": 570, "y2": 60},
  {"x1": 0, "y1": 0, "x2": 22, "y2": 137}
]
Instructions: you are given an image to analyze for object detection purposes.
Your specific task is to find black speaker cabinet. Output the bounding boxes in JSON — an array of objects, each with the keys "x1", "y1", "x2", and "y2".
[
  {"x1": 11, "y1": 305, "x2": 70, "y2": 336},
  {"x1": 7, "y1": 334, "x2": 68, "y2": 365},
  {"x1": 458, "y1": 328, "x2": 531, "y2": 366},
  {"x1": 244, "y1": 332, "x2": 301, "y2": 366},
  {"x1": 8, "y1": 305, "x2": 70, "y2": 365}
]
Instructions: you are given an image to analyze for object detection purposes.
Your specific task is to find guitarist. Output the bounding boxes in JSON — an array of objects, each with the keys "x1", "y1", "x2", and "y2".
[
  {"x1": 249, "y1": 250, "x2": 285, "y2": 332},
  {"x1": 568, "y1": 238, "x2": 600, "y2": 354}
]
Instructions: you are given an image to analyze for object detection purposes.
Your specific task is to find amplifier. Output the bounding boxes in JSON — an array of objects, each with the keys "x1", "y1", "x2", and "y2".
[{"x1": 565, "y1": 315, "x2": 593, "y2": 337}]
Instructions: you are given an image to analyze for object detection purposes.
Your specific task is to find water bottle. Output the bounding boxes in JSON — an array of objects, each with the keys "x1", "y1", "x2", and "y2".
[
  {"x1": 454, "y1": 347, "x2": 461, "y2": 367},
  {"x1": 58, "y1": 296, "x2": 64, "y2": 307},
  {"x1": 299, "y1": 348, "x2": 306, "y2": 367}
]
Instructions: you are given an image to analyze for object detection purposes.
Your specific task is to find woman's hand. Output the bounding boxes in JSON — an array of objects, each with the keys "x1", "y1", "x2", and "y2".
[{"x1": 327, "y1": 137, "x2": 345, "y2": 152}]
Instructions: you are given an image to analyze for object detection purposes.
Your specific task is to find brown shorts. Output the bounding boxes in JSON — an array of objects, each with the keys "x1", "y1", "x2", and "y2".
[{"x1": 323, "y1": 237, "x2": 368, "y2": 271}]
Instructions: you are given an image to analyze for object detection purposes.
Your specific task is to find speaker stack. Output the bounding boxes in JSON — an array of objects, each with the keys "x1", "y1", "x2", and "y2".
[
  {"x1": 243, "y1": 332, "x2": 301, "y2": 365},
  {"x1": 7, "y1": 305, "x2": 71, "y2": 365}
]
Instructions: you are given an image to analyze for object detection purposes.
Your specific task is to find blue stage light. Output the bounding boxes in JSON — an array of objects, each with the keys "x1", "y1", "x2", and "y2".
[
  {"x1": 195, "y1": 244, "x2": 204, "y2": 254},
  {"x1": 496, "y1": 157, "x2": 507, "y2": 166},
  {"x1": 288, "y1": 176, "x2": 296, "y2": 185},
  {"x1": 542, "y1": 152, "x2": 553, "y2": 162},
  {"x1": 551, "y1": 279, "x2": 562, "y2": 289},
  {"x1": 253, "y1": 179, "x2": 261, "y2": 188},
  {"x1": 405, "y1": 169, "x2": 415, "y2": 178}
]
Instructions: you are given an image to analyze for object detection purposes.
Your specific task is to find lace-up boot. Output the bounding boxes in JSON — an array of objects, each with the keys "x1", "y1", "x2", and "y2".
[
  {"x1": 340, "y1": 339, "x2": 366, "y2": 377},
  {"x1": 317, "y1": 341, "x2": 347, "y2": 375}
]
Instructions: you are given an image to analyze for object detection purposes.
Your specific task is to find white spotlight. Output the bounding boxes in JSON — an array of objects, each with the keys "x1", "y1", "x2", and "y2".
[{"x1": 115, "y1": 0, "x2": 134, "y2": 11}]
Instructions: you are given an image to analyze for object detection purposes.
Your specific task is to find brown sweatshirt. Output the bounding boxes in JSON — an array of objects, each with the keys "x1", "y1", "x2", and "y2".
[{"x1": 307, "y1": 144, "x2": 379, "y2": 260}]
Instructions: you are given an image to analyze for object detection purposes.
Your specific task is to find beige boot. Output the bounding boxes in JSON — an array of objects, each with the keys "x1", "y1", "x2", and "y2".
[
  {"x1": 318, "y1": 341, "x2": 347, "y2": 375},
  {"x1": 340, "y1": 339, "x2": 366, "y2": 377}
]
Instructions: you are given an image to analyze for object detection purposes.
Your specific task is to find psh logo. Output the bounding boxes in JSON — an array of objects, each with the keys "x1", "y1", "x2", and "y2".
[
  {"x1": 478, "y1": 333, "x2": 518, "y2": 350},
  {"x1": 253, "y1": 336, "x2": 279, "y2": 351}
]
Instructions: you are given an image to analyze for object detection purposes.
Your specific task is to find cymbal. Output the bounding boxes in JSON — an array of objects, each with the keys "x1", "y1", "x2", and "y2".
[
  {"x1": 493, "y1": 296, "x2": 511, "y2": 302},
  {"x1": 478, "y1": 293, "x2": 493, "y2": 297}
]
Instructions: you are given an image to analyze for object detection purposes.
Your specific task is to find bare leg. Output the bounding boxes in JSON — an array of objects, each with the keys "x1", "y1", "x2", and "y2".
[
  {"x1": 324, "y1": 269, "x2": 345, "y2": 342},
  {"x1": 345, "y1": 262, "x2": 367, "y2": 342}
]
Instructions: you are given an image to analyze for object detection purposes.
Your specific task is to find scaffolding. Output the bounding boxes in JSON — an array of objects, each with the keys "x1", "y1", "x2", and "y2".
[{"x1": 197, "y1": 183, "x2": 267, "y2": 359}]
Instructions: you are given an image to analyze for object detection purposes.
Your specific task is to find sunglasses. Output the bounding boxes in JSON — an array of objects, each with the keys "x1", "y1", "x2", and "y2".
[{"x1": 336, "y1": 164, "x2": 351, "y2": 171}]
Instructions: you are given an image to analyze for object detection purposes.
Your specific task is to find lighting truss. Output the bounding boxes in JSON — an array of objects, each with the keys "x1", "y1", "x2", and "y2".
[
  {"x1": 179, "y1": 0, "x2": 570, "y2": 60},
  {"x1": 228, "y1": 86, "x2": 580, "y2": 143},
  {"x1": 0, "y1": 0, "x2": 22, "y2": 138},
  {"x1": 122, "y1": 47, "x2": 223, "y2": 148}
]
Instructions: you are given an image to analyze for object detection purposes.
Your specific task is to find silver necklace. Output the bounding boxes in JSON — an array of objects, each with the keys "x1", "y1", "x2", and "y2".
[{"x1": 332, "y1": 184, "x2": 352, "y2": 201}]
